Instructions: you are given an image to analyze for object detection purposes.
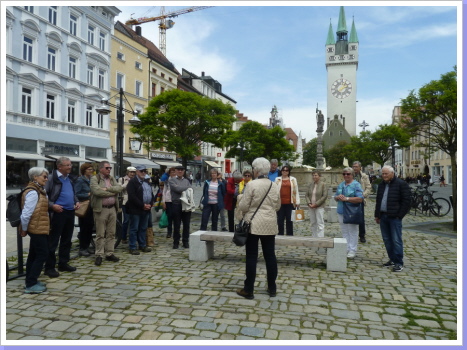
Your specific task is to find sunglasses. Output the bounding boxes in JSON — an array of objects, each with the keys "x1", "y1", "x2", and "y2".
[
  {"x1": 342, "y1": 173, "x2": 352, "y2": 176},
  {"x1": 39, "y1": 175, "x2": 48, "y2": 179},
  {"x1": 105, "y1": 167, "x2": 112, "y2": 170},
  {"x1": 244, "y1": 175, "x2": 251, "y2": 177},
  {"x1": 140, "y1": 169, "x2": 148, "y2": 173}
]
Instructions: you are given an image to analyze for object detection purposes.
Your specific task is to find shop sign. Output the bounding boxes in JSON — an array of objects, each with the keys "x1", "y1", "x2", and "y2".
[{"x1": 151, "y1": 152, "x2": 174, "y2": 160}]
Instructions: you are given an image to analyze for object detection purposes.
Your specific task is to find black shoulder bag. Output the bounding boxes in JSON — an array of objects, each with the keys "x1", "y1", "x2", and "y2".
[{"x1": 233, "y1": 182, "x2": 273, "y2": 247}]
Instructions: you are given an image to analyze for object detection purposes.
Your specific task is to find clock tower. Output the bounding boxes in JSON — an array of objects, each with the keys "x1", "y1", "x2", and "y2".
[{"x1": 325, "y1": 6, "x2": 359, "y2": 137}]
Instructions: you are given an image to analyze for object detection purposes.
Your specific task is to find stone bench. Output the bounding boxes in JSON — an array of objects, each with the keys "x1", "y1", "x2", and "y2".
[{"x1": 189, "y1": 231, "x2": 347, "y2": 272}]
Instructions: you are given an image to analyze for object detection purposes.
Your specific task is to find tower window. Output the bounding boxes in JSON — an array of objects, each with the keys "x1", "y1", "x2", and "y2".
[
  {"x1": 350, "y1": 45, "x2": 357, "y2": 50},
  {"x1": 327, "y1": 47, "x2": 334, "y2": 53}
]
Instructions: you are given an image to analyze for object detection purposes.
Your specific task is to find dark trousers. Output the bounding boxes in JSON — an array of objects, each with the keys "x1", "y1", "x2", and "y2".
[
  {"x1": 277, "y1": 203, "x2": 294, "y2": 236},
  {"x1": 78, "y1": 210, "x2": 94, "y2": 250},
  {"x1": 200, "y1": 204, "x2": 219, "y2": 231},
  {"x1": 244, "y1": 234, "x2": 277, "y2": 294},
  {"x1": 25, "y1": 233, "x2": 49, "y2": 287},
  {"x1": 121, "y1": 205, "x2": 130, "y2": 240},
  {"x1": 129, "y1": 212, "x2": 150, "y2": 250},
  {"x1": 45, "y1": 210, "x2": 75, "y2": 270},
  {"x1": 165, "y1": 202, "x2": 174, "y2": 235},
  {"x1": 172, "y1": 203, "x2": 191, "y2": 244},
  {"x1": 227, "y1": 198, "x2": 237, "y2": 232},
  {"x1": 359, "y1": 204, "x2": 366, "y2": 239}
]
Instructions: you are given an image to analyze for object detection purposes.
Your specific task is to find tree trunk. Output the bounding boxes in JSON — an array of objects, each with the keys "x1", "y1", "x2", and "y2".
[{"x1": 450, "y1": 156, "x2": 457, "y2": 230}]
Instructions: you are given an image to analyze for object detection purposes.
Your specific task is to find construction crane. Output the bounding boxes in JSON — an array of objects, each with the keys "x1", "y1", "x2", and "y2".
[{"x1": 125, "y1": 6, "x2": 213, "y2": 56}]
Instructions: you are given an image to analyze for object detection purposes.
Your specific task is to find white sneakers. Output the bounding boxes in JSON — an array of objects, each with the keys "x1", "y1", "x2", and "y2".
[{"x1": 347, "y1": 251, "x2": 356, "y2": 258}]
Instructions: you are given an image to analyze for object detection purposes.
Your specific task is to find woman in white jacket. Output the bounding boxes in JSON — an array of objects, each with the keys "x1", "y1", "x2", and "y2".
[
  {"x1": 236, "y1": 157, "x2": 281, "y2": 300},
  {"x1": 274, "y1": 165, "x2": 300, "y2": 236}
]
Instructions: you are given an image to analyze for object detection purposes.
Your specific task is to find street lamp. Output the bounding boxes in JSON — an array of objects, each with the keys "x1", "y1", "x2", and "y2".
[
  {"x1": 96, "y1": 87, "x2": 141, "y2": 179},
  {"x1": 388, "y1": 139, "x2": 399, "y2": 167},
  {"x1": 236, "y1": 141, "x2": 245, "y2": 173}
]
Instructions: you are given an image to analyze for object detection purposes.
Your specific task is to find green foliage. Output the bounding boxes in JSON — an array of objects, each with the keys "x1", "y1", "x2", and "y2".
[
  {"x1": 131, "y1": 89, "x2": 236, "y2": 167},
  {"x1": 224, "y1": 121, "x2": 296, "y2": 166},
  {"x1": 366, "y1": 124, "x2": 411, "y2": 166},
  {"x1": 323, "y1": 140, "x2": 350, "y2": 168},
  {"x1": 302, "y1": 138, "x2": 318, "y2": 167}
]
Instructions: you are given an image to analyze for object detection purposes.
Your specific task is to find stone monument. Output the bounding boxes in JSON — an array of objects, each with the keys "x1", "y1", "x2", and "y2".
[{"x1": 316, "y1": 107, "x2": 325, "y2": 170}]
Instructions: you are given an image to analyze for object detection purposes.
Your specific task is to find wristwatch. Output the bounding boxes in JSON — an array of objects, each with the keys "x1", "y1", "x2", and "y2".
[{"x1": 346, "y1": 197, "x2": 349, "y2": 201}]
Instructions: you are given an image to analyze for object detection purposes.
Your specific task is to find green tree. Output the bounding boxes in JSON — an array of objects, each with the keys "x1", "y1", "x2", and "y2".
[
  {"x1": 131, "y1": 89, "x2": 236, "y2": 168},
  {"x1": 400, "y1": 67, "x2": 457, "y2": 229},
  {"x1": 224, "y1": 121, "x2": 296, "y2": 167},
  {"x1": 302, "y1": 138, "x2": 318, "y2": 167},
  {"x1": 324, "y1": 140, "x2": 351, "y2": 168},
  {"x1": 346, "y1": 131, "x2": 374, "y2": 168},
  {"x1": 366, "y1": 124, "x2": 411, "y2": 167}
]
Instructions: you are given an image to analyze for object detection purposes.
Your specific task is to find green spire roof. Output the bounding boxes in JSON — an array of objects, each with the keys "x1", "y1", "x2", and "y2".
[
  {"x1": 337, "y1": 6, "x2": 347, "y2": 33},
  {"x1": 349, "y1": 17, "x2": 359, "y2": 43},
  {"x1": 326, "y1": 21, "x2": 335, "y2": 45}
]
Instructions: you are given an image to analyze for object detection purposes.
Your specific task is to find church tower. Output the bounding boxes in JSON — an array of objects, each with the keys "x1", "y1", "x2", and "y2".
[{"x1": 325, "y1": 6, "x2": 359, "y2": 137}]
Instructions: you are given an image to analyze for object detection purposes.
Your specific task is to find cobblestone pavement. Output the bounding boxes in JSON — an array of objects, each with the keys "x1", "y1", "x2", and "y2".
[{"x1": 5, "y1": 187, "x2": 458, "y2": 341}]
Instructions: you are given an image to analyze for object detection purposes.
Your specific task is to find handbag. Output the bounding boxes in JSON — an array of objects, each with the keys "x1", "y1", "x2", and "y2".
[
  {"x1": 159, "y1": 210, "x2": 168, "y2": 229},
  {"x1": 232, "y1": 182, "x2": 273, "y2": 247},
  {"x1": 75, "y1": 200, "x2": 90, "y2": 218},
  {"x1": 343, "y1": 202, "x2": 363, "y2": 225},
  {"x1": 292, "y1": 209, "x2": 305, "y2": 222}
]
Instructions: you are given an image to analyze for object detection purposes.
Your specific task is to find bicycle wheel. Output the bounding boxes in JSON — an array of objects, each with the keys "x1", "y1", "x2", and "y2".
[{"x1": 429, "y1": 197, "x2": 451, "y2": 217}]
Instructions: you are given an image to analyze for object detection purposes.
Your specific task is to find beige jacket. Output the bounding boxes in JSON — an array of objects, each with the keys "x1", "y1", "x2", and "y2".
[
  {"x1": 274, "y1": 176, "x2": 300, "y2": 206},
  {"x1": 237, "y1": 178, "x2": 281, "y2": 235},
  {"x1": 355, "y1": 172, "x2": 372, "y2": 205},
  {"x1": 90, "y1": 174, "x2": 123, "y2": 213},
  {"x1": 305, "y1": 181, "x2": 328, "y2": 209}
]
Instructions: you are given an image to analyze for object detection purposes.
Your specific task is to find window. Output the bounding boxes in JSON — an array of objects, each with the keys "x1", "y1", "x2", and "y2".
[
  {"x1": 117, "y1": 52, "x2": 124, "y2": 60},
  {"x1": 87, "y1": 65, "x2": 94, "y2": 85},
  {"x1": 69, "y1": 14, "x2": 77, "y2": 35},
  {"x1": 160, "y1": 86, "x2": 165, "y2": 94},
  {"x1": 69, "y1": 57, "x2": 77, "y2": 78},
  {"x1": 49, "y1": 6, "x2": 57, "y2": 25},
  {"x1": 23, "y1": 36, "x2": 33, "y2": 62},
  {"x1": 97, "y1": 113, "x2": 104, "y2": 129},
  {"x1": 327, "y1": 47, "x2": 334, "y2": 53},
  {"x1": 88, "y1": 25, "x2": 95, "y2": 45},
  {"x1": 117, "y1": 73, "x2": 124, "y2": 89},
  {"x1": 68, "y1": 101, "x2": 76, "y2": 123},
  {"x1": 135, "y1": 81, "x2": 142, "y2": 97},
  {"x1": 24, "y1": 6, "x2": 34, "y2": 13},
  {"x1": 161, "y1": 72, "x2": 165, "y2": 79},
  {"x1": 86, "y1": 105, "x2": 93, "y2": 126},
  {"x1": 46, "y1": 94, "x2": 55, "y2": 119},
  {"x1": 152, "y1": 83, "x2": 156, "y2": 97},
  {"x1": 21, "y1": 88, "x2": 32, "y2": 115},
  {"x1": 339, "y1": 131, "x2": 343, "y2": 136},
  {"x1": 152, "y1": 68, "x2": 157, "y2": 73},
  {"x1": 169, "y1": 77, "x2": 173, "y2": 83},
  {"x1": 47, "y1": 47, "x2": 56, "y2": 71},
  {"x1": 135, "y1": 61, "x2": 142, "y2": 70},
  {"x1": 99, "y1": 32, "x2": 106, "y2": 51},
  {"x1": 98, "y1": 69, "x2": 105, "y2": 89}
]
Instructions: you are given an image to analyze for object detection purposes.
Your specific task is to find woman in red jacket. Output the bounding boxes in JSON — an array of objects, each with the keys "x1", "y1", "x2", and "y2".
[{"x1": 224, "y1": 172, "x2": 244, "y2": 232}]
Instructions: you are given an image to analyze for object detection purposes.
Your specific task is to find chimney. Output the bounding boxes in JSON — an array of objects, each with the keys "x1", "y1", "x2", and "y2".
[
  {"x1": 327, "y1": 117, "x2": 330, "y2": 127},
  {"x1": 343, "y1": 117, "x2": 345, "y2": 127},
  {"x1": 136, "y1": 26, "x2": 142, "y2": 36},
  {"x1": 201, "y1": 72, "x2": 205, "y2": 77}
]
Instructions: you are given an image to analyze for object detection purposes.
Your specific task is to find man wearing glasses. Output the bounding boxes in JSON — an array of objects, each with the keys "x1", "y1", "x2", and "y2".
[
  {"x1": 126, "y1": 165, "x2": 154, "y2": 255},
  {"x1": 169, "y1": 165, "x2": 192, "y2": 249},
  {"x1": 44, "y1": 157, "x2": 80, "y2": 278},
  {"x1": 90, "y1": 161, "x2": 123, "y2": 266}
]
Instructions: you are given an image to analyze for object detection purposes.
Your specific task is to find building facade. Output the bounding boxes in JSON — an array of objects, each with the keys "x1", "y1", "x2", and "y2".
[{"x1": 6, "y1": 5, "x2": 120, "y2": 187}]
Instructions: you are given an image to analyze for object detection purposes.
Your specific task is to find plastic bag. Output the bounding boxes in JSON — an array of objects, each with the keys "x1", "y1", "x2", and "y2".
[{"x1": 159, "y1": 210, "x2": 168, "y2": 229}]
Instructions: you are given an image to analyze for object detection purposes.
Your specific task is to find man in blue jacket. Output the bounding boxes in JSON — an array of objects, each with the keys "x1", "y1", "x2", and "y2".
[{"x1": 374, "y1": 165, "x2": 411, "y2": 272}]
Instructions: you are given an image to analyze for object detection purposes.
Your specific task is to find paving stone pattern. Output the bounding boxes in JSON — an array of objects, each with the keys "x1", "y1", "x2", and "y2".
[{"x1": 5, "y1": 190, "x2": 457, "y2": 341}]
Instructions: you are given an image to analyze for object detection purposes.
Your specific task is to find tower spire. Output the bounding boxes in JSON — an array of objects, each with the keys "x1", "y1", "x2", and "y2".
[
  {"x1": 337, "y1": 6, "x2": 348, "y2": 35},
  {"x1": 326, "y1": 20, "x2": 336, "y2": 45},
  {"x1": 349, "y1": 16, "x2": 359, "y2": 43}
]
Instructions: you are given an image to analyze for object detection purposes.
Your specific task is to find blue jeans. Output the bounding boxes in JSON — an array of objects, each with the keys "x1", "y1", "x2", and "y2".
[
  {"x1": 121, "y1": 205, "x2": 130, "y2": 240},
  {"x1": 244, "y1": 234, "x2": 277, "y2": 294},
  {"x1": 129, "y1": 212, "x2": 150, "y2": 250},
  {"x1": 277, "y1": 203, "x2": 294, "y2": 236},
  {"x1": 380, "y1": 214, "x2": 404, "y2": 266},
  {"x1": 200, "y1": 204, "x2": 219, "y2": 231}
]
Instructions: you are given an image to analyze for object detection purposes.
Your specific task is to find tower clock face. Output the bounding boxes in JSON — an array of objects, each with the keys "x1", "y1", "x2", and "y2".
[{"x1": 331, "y1": 78, "x2": 352, "y2": 99}]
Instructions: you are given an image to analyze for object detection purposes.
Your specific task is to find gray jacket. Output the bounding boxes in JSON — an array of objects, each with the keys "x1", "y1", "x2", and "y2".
[{"x1": 168, "y1": 176, "x2": 191, "y2": 205}]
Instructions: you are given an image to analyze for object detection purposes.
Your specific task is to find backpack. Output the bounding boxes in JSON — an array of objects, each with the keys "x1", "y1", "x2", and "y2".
[{"x1": 6, "y1": 187, "x2": 38, "y2": 227}]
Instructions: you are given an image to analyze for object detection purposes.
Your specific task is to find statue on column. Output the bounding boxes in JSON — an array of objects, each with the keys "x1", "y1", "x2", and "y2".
[
  {"x1": 315, "y1": 106, "x2": 324, "y2": 170},
  {"x1": 316, "y1": 109, "x2": 324, "y2": 133}
]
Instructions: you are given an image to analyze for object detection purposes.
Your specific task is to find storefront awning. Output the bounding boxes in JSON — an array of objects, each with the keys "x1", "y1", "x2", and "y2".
[
  {"x1": 204, "y1": 160, "x2": 221, "y2": 168},
  {"x1": 45, "y1": 155, "x2": 88, "y2": 163},
  {"x1": 6, "y1": 152, "x2": 49, "y2": 161},
  {"x1": 153, "y1": 160, "x2": 182, "y2": 168},
  {"x1": 123, "y1": 157, "x2": 158, "y2": 168},
  {"x1": 85, "y1": 157, "x2": 116, "y2": 164}
]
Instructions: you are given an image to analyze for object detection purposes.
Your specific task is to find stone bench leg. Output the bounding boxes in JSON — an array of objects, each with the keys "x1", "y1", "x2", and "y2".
[
  {"x1": 327, "y1": 206, "x2": 339, "y2": 223},
  {"x1": 189, "y1": 231, "x2": 213, "y2": 261},
  {"x1": 326, "y1": 238, "x2": 347, "y2": 272}
]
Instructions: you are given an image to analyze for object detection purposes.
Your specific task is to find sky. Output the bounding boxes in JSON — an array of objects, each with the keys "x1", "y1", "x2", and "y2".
[{"x1": 114, "y1": 1, "x2": 459, "y2": 143}]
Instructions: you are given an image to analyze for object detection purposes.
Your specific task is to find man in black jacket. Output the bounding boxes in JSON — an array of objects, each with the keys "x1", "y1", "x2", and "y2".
[
  {"x1": 126, "y1": 165, "x2": 154, "y2": 255},
  {"x1": 374, "y1": 165, "x2": 411, "y2": 272}
]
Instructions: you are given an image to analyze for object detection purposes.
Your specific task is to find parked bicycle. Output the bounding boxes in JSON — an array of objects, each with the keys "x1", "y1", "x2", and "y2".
[{"x1": 410, "y1": 184, "x2": 451, "y2": 217}]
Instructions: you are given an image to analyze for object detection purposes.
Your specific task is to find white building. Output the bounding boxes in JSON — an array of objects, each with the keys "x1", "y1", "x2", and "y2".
[{"x1": 6, "y1": 5, "x2": 120, "y2": 186}]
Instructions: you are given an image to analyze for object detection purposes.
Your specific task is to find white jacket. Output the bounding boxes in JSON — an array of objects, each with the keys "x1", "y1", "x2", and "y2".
[
  {"x1": 180, "y1": 188, "x2": 196, "y2": 212},
  {"x1": 274, "y1": 176, "x2": 300, "y2": 206}
]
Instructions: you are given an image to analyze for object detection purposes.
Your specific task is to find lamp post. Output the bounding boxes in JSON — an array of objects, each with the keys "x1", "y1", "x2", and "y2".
[
  {"x1": 388, "y1": 139, "x2": 399, "y2": 168},
  {"x1": 96, "y1": 88, "x2": 141, "y2": 179},
  {"x1": 236, "y1": 141, "x2": 245, "y2": 173}
]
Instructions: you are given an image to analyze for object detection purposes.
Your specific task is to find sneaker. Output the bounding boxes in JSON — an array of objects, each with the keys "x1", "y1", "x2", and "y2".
[
  {"x1": 105, "y1": 254, "x2": 120, "y2": 262},
  {"x1": 24, "y1": 283, "x2": 47, "y2": 294},
  {"x1": 129, "y1": 249, "x2": 140, "y2": 255},
  {"x1": 393, "y1": 264, "x2": 404, "y2": 272},
  {"x1": 58, "y1": 264, "x2": 76, "y2": 272},
  {"x1": 347, "y1": 251, "x2": 356, "y2": 258},
  {"x1": 236, "y1": 288, "x2": 254, "y2": 300},
  {"x1": 221, "y1": 228, "x2": 228, "y2": 232},
  {"x1": 95, "y1": 256, "x2": 102, "y2": 266},
  {"x1": 383, "y1": 260, "x2": 395, "y2": 268},
  {"x1": 24, "y1": 281, "x2": 46, "y2": 289},
  {"x1": 44, "y1": 269, "x2": 60, "y2": 278},
  {"x1": 139, "y1": 247, "x2": 152, "y2": 253},
  {"x1": 79, "y1": 249, "x2": 90, "y2": 257}
]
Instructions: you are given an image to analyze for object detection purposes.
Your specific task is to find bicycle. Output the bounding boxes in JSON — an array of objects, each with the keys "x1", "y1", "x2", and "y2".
[{"x1": 410, "y1": 184, "x2": 450, "y2": 217}]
